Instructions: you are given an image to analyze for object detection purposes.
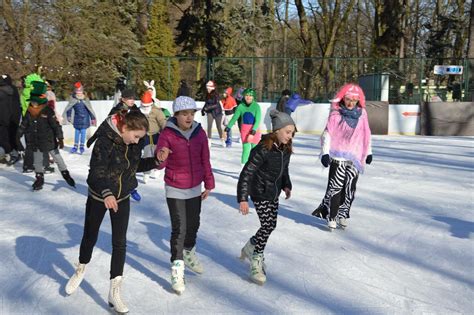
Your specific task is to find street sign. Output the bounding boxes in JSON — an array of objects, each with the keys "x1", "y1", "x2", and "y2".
[{"x1": 433, "y1": 65, "x2": 463, "y2": 75}]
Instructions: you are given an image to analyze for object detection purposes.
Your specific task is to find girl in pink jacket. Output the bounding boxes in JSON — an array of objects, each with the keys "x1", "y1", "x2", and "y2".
[{"x1": 156, "y1": 96, "x2": 215, "y2": 295}]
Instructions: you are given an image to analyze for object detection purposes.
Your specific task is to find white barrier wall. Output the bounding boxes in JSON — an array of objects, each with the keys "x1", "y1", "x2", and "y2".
[{"x1": 56, "y1": 100, "x2": 420, "y2": 143}]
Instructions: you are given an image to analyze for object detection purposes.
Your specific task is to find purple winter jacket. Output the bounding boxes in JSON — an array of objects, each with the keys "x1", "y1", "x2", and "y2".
[{"x1": 157, "y1": 118, "x2": 215, "y2": 190}]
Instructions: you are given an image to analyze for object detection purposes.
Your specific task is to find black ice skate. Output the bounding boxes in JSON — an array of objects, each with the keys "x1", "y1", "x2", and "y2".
[
  {"x1": 61, "y1": 170, "x2": 76, "y2": 188},
  {"x1": 32, "y1": 173, "x2": 44, "y2": 191}
]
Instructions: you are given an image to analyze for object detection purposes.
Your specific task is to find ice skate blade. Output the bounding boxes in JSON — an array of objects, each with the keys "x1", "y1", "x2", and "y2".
[
  {"x1": 250, "y1": 277, "x2": 265, "y2": 286},
  {"x1": 173, "y1": 289, "x2": 184, "y2": 295},
  {"x1": 108, "y1": 302, "x2": 129, "y2": 314}
]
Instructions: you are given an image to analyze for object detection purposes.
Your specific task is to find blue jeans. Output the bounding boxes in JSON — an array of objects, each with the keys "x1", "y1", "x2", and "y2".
[{"x1": 74, "y1": 128, "x2": 87, "y2": 146}]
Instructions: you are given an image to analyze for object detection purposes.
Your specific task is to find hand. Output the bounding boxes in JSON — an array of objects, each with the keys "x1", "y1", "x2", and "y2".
[
  {"x1": 58, "y1": 139, "x2": 64, "y2": 149},
  {"x1": 67, "y1": 117, "x2": 72, "y2": 123},
  {"x1": 201, "y1": 109, "x2": 206, "y2": 116},
  {"x1": 224, "y1": 127, "x2": 230, "y2": 133},
  {"x1": 91, "y1": 119, "x2": 96, "y2": 126},
  {"x1": 250, "y1": 129, "x2": 256, "y2": 135},
  {"x1": 104, "y1": 195, "x2": 118, "y2": 212},
  {"x1": 157, "y1": 147, "x2": 172, "y2": 162},
  {"x1": 321, "y1": 154, "x2": 330, "y2": 167},
  {"x1": 283, "y1": 187, "x2": 291, "y2": 199},
  {"x1": 201, "y1": 189, "x2": 210, "y2": 200},
  {"x1": 239, "y1": 201, "x2": 249, "y2": 215},
  {"x1": 366, "y1": 154, "x2": 373, "y2": 165}
]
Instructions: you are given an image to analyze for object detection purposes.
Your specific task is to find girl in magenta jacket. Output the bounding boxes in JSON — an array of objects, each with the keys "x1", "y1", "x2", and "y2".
[{"x1": 156, "y1": 96, "x2": 215, "y2": 295}]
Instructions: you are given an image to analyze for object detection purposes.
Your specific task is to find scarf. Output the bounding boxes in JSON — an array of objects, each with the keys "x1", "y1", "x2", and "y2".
[{"x1": 339, "y1": 105, "x2": 362, "y2": 129}]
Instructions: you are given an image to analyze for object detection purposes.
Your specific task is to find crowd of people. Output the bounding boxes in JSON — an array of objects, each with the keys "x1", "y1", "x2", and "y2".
[{"x1": 0, "y1": 74, "x2": 372, "y2": 313}]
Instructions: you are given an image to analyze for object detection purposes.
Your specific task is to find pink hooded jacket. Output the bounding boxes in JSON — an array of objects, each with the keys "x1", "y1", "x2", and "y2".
[{"x1": 157, "y1": 118, "x2": 215, "y2": 190}]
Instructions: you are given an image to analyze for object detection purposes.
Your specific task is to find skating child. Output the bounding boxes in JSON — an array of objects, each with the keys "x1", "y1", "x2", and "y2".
[
  {"x1": 201, "y1": 80, "x2": 225, "y2": 147},
  {"x1": 17, "y1": 81, "x2": 75, "y2": 190},
  {"x1": 225, "y1": 88, "x2": 262, "y2": 164},
  {"x1": 221, "y1": 87, "x2": 237, "y2": 147},
  {"x1": 237, "y1": 109, "x2": 295, "y2": 285},
  {"x1": 139, "y1": 89, "x2": 166, "y2": 183},
  {"x1": 65, "y1": 109, "x2": 159, "y2": 314},
  {"x1": 311, "y1": 83, "x2": 372, "y2": 230},
  {"x1": 156, "y1": 96, "x2": 215, "y2": 295},
  {"x1": 63, "y1": 82, "x2": 96, "y2": 154}
]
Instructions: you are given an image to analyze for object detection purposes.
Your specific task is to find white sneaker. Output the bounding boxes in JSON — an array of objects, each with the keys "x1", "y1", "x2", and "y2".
[
  {"x1": 328, "y1": 219, "x2": 337, "y2": 230},
  {"x1": 250, "y1": 253, "x2": 266, "y2": 285},
  {"x1": 65, "y1": 263, "x2": 86, "y2": 295},
  {"x1": 338, "y1": 217, "x2": 348, "y2": 228},
  {"x1": 183, "y1": 246, "x2": 204, "y2": 274},
  {"x1": 108, "y1": 276, "x2": 129, "y2": 314},
  {"x1": 171, "y1": 260, "x2": 185, "y2": 295},
  {"x1": 143, "y1": 173, "x2": 149, "y2": 184}
]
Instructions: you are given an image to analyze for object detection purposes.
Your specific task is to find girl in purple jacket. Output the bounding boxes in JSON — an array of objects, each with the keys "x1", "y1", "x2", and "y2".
[{"x1": 156, "y1": 96, "x2": 215, "y2": 295}]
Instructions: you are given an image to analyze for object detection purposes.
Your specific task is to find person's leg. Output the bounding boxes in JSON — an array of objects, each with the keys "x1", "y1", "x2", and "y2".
[
  {"x1": 79, "y1": 197, "x2": 108, "y2": 264},
  {"x1": 338, "y1": 163, "x2": 359, "y2": 219},
  {"x1": 241, "y1": 142, "x2": 252, "y2": 164},
  {"x1": 0, "y1": 125, "x2": 12, "y2": 155},
  {"x1": 74, "y1": 128, "x2": 80, "y2": 147},
  {"x1": 109, "y1": 198, "x2": 131, "y2": 279},
  {"x1": 252, "y1": 200, "x2": 279, "y2": 254},
  {"x1": 206, "y1": 113, "x2": 214, "y2": 139},
  {"x1": 79, "y1": 128, "x2": 87, "y2": 153},
  {"x1": 33, "y1": 150, "x2": 44, "y2": 173},
  {"x1": 314, "y1": 160, "x2": 346, "y2": 219},
  {"x1": 167, "y1": 198, "x2": 188, "y2": 262},
  {"x1": 215, "y1": 115, "x2": 224, "y2": 139},
  {"x1": 23, "y1": 146, "x2": 34, "y2": 171},
  {"x1": 183, "y1": 196, "x2": 202, "y2": 250},
  {"x1": 49, "y1": 148, "x2": 67, "y2": 172}
]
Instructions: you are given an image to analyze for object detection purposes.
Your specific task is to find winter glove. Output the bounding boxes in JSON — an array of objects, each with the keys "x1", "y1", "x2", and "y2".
[
  {"x1": 58, "y1": 139, "x2": 64, "y2": 149},
  {"x1": 321, "y1": 154, "x2": 330, "y2": 168},
  {"x1": 224, "y1": 127, "x2": 230, "y2": 133},
  {"x1": 250, "y1": 129, "x2": 256, "y2": 136},
  {"x1": 366, "y1": 154, "x2": 373, "y2": 165},
  {"x1": 91, "y1": 119, "x2": 96, "y2": 126},
  {"x1": 201, "y1": 109, "x2": 206, "y2": 116}
]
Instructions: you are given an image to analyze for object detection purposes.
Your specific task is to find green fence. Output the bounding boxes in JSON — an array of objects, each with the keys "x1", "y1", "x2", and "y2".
[{"x1": 127, "y1": 56, "x2": 473, "y2": 103}]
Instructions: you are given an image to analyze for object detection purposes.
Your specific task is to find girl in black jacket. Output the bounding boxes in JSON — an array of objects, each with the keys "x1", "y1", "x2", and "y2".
[
  {"x1": 236, "y1": 109, "x2": 296, "y2": 285},
  {"x1": 65, "y1": 109, "x2": 159, "y2": 314}
]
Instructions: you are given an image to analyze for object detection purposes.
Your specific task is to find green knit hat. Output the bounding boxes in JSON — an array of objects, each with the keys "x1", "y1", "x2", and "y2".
[
  {"x1": 30, "y1": 81, "x2": 48, "y2": 104},
  {"x1": 242, "y1": 88, "x2": 256, "y2": 98}
]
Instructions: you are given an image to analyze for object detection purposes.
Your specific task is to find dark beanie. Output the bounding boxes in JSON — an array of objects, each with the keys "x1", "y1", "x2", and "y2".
[
  {"x1": 121, "y1": 88, "x2": 135, "y2": 99},
  {"x1": 270, "y1": 109, "x2": 295, "y2": 131}
]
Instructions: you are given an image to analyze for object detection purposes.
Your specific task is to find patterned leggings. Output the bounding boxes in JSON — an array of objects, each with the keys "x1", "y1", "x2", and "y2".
[
  {"x1": 317, "y1": 160, "x2": 359, "y2": 220},
  {"x1": 252, "y1": 200, "x2": 279, "y2": 254}
]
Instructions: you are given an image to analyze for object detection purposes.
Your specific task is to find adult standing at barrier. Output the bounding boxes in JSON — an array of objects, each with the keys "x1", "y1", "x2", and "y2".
[
  {"x1": 0, "y1": 74, "x2": 22, "y2": 165},
  {"x1": 201, "y1": 80, "x2": 225, "y2": 147},
  {"x1": 276, "y1": 89, "x2": 291, "y2": 114}
]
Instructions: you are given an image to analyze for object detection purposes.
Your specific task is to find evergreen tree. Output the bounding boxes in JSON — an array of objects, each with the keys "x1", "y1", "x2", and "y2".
[{"x1": 141, "y1": 0, "x2": 180, "y2": 100}]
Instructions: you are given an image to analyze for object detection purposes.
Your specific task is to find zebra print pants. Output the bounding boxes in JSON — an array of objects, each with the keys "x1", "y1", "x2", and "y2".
[
  {"x1": 317, "y1": 160, "x2": 359, "y2": 220},
  {"x1": 252, "y1": 200, "x2": 279, "y2": 254}
]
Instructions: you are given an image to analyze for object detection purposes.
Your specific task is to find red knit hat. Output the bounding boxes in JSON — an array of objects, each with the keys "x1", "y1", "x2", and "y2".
[
  {"x1": 141, "y1": 90, "x2": 153, "y2": 106},
  {"x1": 74, "y1": 81, "x2": 83, "y2": 93}
]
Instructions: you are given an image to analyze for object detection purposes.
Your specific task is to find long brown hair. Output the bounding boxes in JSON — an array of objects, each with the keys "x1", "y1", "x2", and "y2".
[
  {"x1": 116, "y1": 109, "x2": 149, "y2": 133},
  {"x1": 262, "y1": 132, "x2": 294, "y2": 154}
]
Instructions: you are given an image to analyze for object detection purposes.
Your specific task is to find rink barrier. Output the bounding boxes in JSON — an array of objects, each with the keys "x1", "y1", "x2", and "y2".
[{"x1": 55, "y1": 100, "x2": 472, "y2": 143}]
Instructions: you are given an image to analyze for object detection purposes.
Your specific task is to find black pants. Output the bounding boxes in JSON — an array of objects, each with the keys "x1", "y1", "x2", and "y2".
[
  {"x1": 0, "y1": 125, "x2": 11, "y2": 153},
  {"x1": 79, "y1": 196, "x2": 130, "y2": 279},
  {"x1": 253, "y1": 200, "x2": 279, "y2": 254},
  {"x1": 317, "y1": 160, "x2": 359, "y2": 220},
  {"x1": 167, "y1": 196, "x2": 201, "y2": 262},
  {"x1": 24, "y1": 146, "x2": 49, "y2": 170}
]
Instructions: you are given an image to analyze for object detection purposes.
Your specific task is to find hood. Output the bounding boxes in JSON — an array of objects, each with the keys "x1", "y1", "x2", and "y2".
[{"x1": 166, "y1": 117, "x2": 200, "y2": 140}]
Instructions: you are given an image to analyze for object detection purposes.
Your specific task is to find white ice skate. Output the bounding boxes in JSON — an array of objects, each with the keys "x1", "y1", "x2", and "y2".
[
  {"x1": 221, "y1": 138, "x2": 226, "y2": 147},
  {"x1": 183, "y1": 246, "x2": 204, "y2": 274},
  {"x1": 65, "y1": 263, "x2": 86, "y2": 295},
  {"x1": 338, "y1": 217, "x2": 348, "y2": 229},
  {"x1": 108, "y1": 276, "x2": 129, "y2": 314},
  {"x1": 250, "y1": 253, "x2": 266, "y2": 285},
  {"x1": 239, "y1": 239, "x2": 254, "y2": 263},
  {"x1": 143, "y1": 173, "x2": 150, "y2": 184},
  {"x1": 328, "y1": 219, "x2": 337, "y2": 231},
  {"x1": 171, "y1": 260, "x2": 185, "y2": 295}
]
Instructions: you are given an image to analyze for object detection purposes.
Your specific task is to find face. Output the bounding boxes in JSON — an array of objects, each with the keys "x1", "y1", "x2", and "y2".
[
  {"x1": 175, "y1": 110, "x2": 195, "y2": 130},
  {"x1": 121, "y1": 126, "x2": 146, "y2": 145},
  {"x1": 343, "y1": 95, "x2": 359, "y2": 109},
  {"x1": 275, "y1": 125, "x2": 296, "y2": 145},
  {"x1": 30, "y1": 101, "x2": 39, "y2": 107},
  {"x1": 244, "y1": 94, "x2": 253, "y2": 104},
  {"x1": 122, "y1": 97, "x2": 135, "y2": 107}
]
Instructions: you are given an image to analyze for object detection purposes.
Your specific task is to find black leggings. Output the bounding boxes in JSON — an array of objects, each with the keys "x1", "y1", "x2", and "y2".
[
  {"x1": 79, "y1": 196, "x2": 130, "y2": 279},
  {"x1": 167, "y1": 196, "x2": 202, "y2": 262},
  {"x1": 253, "y1": 199, "x2": 279, "y2": 254}
]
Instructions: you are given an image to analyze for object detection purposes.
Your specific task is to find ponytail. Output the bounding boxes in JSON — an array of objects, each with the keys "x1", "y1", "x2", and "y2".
[{"x1": 116, "y1": 109, "x2": 149, "y2": 133}]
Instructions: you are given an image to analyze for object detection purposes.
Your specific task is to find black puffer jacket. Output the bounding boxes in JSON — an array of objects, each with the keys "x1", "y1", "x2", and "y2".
[
  {"x1": 237, "y1": 135, "x2": 292, "y2": 202},
  {"x1": 17, "y1": 105, "x2": 63, "y2": 152},
  {"x1": 87, "y1": 117, "x2": 157, "y2": 202},
  {"x1": 0, "y1": 83, "x2": 21, "y2": 126}
]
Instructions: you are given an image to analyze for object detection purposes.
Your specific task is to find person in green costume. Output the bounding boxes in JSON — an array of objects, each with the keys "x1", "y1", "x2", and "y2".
[
  {"x1": 225, "y1": 88, "x2": 262, "y2": 164},
  {"x1": 20, "y1": 73, "x2": 44, "y2": 116}
]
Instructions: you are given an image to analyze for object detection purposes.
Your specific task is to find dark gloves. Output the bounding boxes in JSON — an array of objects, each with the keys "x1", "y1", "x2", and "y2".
[
  {"x1": 224, "y1": 127, "x2": 230, "y2": 133},
  {"x1": 58, "y1": 139, "x2": 64, "y2": 149},
  {"x1": 366, "y1": 154, "x2": 373, "y2": 165},
  {"x1": 201, "y1": 109, "x2": 206, "y2": 116},
  {"x1": 250, "y1": 129, "x2": 256, "y2": 136},
  {"x1": 321, "y1": 154, "x2": 330, "y2": 168}
]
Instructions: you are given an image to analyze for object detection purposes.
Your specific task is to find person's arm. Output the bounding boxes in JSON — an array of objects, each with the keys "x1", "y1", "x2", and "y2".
[
  {"x1": 49, "y1": 108, "x2": 64, "y2": 141},
  {"x1": 88, "y1": 136, "x2": 115, "y2": 199},
  {"x1": 281, "y1": 154, "x2": 292, "y2": 192},
  {"x1": 252, "y1": 103, "x2": 261, "y2": 132},
  {"x1": 137, "y1": 157, "x2": 160, "y2": 172},
  {"x1": 155, "y1": 108, "x2": 167, "y2": 131},
  {"x1": 226, "y1": 105, "x2": 241, "y2": 129},
  {"x1": 200, "y1": 130, "x2": 215, "y2": 190},
  {"x1": 237, "y1": 144, "x2": 266, "y2": 203},
  {"x1": 204, "y1": 94, "x2": 220, "y2": 110},
  {"x1": 156, "y1": 129, "x2": 171, "y2": 169}
]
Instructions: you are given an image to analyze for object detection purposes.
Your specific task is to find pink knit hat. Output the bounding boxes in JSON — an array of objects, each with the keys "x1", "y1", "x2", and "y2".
[{"x1": 331, "y1": 83, "x2": 366, "y2": 108}]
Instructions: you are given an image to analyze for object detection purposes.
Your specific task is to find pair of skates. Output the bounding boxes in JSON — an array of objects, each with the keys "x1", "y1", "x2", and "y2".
[{"x1": 311, "y1": 208, "x2": 348, "y2": 232}]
